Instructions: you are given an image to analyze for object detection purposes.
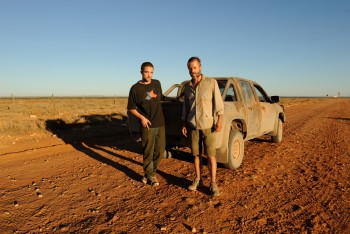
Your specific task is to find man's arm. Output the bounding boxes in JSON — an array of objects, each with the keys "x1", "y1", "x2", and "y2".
[
  {"x1": 213, "y1": 80, "x2": 224, "y2": 132},
  {"x1": 215, "y1": 114, "x2": 223, "y2": 132},
  {"x1": 181, "y1": 86, "x2": 189, "y2": 137},
  {"x1": 129, "y1": 109, "x2": 151, "y2": 129}
]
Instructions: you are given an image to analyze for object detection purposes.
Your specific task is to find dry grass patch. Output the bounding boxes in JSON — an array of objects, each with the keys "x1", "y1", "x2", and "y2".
[
  {"x1": 0, "y1": 96, "x2": 331, "y2": 144},
  {"x1": 0, "y1": 97, "x2": 128, "y2": 143},
  {"x1": 279, "y1": 97, "x2": 329, "y2": 107}
]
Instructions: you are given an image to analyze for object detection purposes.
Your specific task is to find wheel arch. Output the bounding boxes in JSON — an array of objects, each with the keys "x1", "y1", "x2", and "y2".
[
  {"x1": 279, "y1": 112, "x2": 286, "y2": 123},
  {"x1": 216, "y1": 118, "x2": 246, "y2": 164},
  {"x1": 231, "y1": 119, "x2": 247, "y2": 138}
]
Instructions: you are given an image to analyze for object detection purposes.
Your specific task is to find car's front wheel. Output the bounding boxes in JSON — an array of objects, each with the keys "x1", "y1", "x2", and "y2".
[
  {"x1": 271, "y1": 119, "x2": 283, "y2": 143},
  {"x1": 224, "y1": 129, "x2": 244, "y2": 169}
]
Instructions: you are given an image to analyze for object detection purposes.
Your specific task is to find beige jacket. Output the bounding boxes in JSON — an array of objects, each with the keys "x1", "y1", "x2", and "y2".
[{"x1": 182, "y1": 75, "x2": 224, "y2": 130}]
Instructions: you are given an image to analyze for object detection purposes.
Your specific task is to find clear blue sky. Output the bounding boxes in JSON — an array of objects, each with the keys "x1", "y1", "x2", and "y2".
[{"x1": 1, "y1": 0, "x2": 349, "y2": 97}]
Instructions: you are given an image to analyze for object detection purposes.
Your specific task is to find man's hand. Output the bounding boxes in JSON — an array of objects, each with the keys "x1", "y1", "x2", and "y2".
[
  {"x1": 215, "y1": 115, "x2": 223, "y2": 132},
  {"x1": 182, "y1": 126, "x2": 187, "y2": 137},
  {"x1": 129, "y1": 109, "x2": 151, "y2": 129},
  {"x1": 141, "y1": 116, "x2": 151, "y2": 129}
]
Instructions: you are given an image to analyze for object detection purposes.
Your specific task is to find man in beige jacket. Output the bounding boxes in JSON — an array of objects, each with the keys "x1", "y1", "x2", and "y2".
[{"x1": 182, "y1": 57, "x2": 224, "y2": 196}]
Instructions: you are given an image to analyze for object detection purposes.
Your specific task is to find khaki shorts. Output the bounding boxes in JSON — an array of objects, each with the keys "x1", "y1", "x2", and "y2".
[{"x1": 190, "y1": 128, "x2": 216, "y2": 157}]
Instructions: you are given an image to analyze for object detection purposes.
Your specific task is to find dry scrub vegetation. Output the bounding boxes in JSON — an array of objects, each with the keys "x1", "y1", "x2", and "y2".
[
  {"x1": 0, "y1": 97, "x2": 127, "y2": 145},
  {"x1": 0, "y1": 97, "x2": 326, "y2": 145}
]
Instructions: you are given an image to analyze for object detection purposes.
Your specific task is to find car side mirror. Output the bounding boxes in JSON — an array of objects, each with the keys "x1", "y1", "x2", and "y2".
[{"x1": 270, "y1": 96, "x2": 280, "y2": 103}]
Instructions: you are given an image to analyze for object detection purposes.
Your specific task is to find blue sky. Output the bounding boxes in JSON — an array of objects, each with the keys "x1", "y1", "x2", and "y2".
[{"x1": 1, "y1": 0, "x2": 349, "y2": 97}]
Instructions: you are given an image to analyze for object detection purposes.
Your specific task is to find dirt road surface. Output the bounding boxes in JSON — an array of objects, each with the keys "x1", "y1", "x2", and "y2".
[{"x1": 1, "y1": 98, "x2": 349, "y2": 233}]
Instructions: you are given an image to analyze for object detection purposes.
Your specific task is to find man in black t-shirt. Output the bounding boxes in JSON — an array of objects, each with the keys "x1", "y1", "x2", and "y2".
[{"x1": 127, "y1": 62, "x2": 165, "y2": 186}]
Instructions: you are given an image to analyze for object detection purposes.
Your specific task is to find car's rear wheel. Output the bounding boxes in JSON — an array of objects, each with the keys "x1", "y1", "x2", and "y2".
[
  {"x1": 271, "y1": 119, "x2": 283, "y2": 143},
  {"x1": 163, "y1": 150, "x2": 172, "y2": 158},
  {"x1": 224, "y1": 129, "x2": 244, "y2": 169},
  {"x1": 164, "y1": 145, "x2": 176, "y2": 158}
]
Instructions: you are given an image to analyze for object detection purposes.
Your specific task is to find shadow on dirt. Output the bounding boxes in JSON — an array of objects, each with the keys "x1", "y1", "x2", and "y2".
[
  {"x1": 45, "y1": 113, "x2": 143, "y2": 181},
  {"x1": 45, "y1": 113, "x2": 190, "y2": 188},
  {"x1": 45, "y1": 113, "x2": 137, "y2": 151},
  {"x1": 249, "y1": 138, "x2": 272, "y2": 143},
  {"x1": 327, "y1": 117, "x2": 350, "y2": 121},
  {"x1": 248, "y1": 135, "x2": 273, "y2": 143}
]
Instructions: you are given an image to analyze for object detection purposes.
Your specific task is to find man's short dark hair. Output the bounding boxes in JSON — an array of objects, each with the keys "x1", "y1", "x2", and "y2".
[
  {"x1": 187, "y1": 57, "x2": 201, "y2": 65},
  {"x1": 141, "y1": 62, "x2": 154, "y2": 71}
]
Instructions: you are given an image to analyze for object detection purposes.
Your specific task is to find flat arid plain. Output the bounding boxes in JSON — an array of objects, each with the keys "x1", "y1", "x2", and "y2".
[{"x1": 0, "y1": 97, "x2": 349, "y2": 233}]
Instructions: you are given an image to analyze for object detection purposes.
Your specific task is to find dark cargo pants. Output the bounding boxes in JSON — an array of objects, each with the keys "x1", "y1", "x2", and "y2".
[{"x1": 141, "y1": 125, "x2": 165, "y2": 179}]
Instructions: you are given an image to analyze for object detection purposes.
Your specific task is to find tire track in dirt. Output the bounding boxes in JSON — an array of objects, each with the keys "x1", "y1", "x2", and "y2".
[
  {"x1": 315, "y1": 101, "x2": 350, "y2": 232},
  {"x1": 1, "y1": 99, "x2": 349, "y2": 233},
  {"x1": 236, "y1": 99, "x2": 349, "y2": 232},
  {"x1": 178, "y1": 100, "x2": 350, "y2": 233},
  {"x1": 300, "y1": 100, "x2": 350, "y2": 232}
]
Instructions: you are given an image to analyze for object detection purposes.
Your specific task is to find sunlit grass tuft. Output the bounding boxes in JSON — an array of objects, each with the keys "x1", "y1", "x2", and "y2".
[{"x1": 0, "y1": 97, "x2": 128, "y2": 138}]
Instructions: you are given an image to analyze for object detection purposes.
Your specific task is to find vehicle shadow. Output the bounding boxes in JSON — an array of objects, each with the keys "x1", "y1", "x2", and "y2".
[
  {"x1": 169, "y1": 144, "x2": 232, "y2": 170},
  {"x1": 327, "y1": 117, "x2": 350, "y2": 121},
  {"x1": 249, "y1": 136, "x2": 272, "y2": 143},
  {"x1": 45, "y1": 113, "x2": 189, "y2": 188}
]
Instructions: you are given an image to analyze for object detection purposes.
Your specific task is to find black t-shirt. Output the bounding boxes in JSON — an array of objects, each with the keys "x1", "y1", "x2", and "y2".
[{"x1": 127, "y1": 79, "x2": 165, "y2": 128}]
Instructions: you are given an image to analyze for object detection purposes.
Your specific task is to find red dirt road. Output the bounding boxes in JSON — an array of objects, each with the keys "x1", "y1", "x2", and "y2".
[{"x1": 1, "y1": 98, "x2": 349, "y2": 233}]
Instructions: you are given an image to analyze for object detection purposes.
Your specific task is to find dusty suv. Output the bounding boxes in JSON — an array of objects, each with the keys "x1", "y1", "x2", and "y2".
[{"x1": 161, "y1": 77, "x2": 285, "y2": 169}]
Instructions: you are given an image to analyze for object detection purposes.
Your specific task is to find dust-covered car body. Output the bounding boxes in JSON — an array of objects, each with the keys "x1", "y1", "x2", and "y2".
[{"x1": 162, "y1": 77, "x2": 285, "y2": 169}]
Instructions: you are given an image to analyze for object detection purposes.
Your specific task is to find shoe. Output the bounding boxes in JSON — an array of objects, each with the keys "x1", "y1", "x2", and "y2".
[
  {"x1": 142, "y1": 175, "x2": 148, "y2": 184},
  {"x1": 210, "y1": 182, "x2": 220, "y2": 196},
  {"x1": 150, "y1": 176, "x2": 159, "y2": 186},
  {"x1": 188, "y1": 179, "x2": 203, "y2": 191}
]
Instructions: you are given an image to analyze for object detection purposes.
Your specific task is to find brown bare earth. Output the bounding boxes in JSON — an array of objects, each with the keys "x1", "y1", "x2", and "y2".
[{"x1": 1, "y1": 98, "x2": 349, "y2": 233}]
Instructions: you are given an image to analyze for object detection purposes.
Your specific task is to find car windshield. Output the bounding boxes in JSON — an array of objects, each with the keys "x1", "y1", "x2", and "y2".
[{"x1": 178, "y1": 80, "x2": 227, "y2": 98}]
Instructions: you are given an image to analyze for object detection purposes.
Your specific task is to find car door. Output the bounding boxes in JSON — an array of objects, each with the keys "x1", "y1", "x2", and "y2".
[
  {"x1": 161, "y1": 82, "x2": 190, "y2": 148},
  {"x1": 239, "y1": 80, "x2": 261, "y2": 138},
  {"x1": 253, "y1": 85, "x2": 276, "y2": 134}
]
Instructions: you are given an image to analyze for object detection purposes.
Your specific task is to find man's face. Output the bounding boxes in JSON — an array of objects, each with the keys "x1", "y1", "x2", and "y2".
[
  {"x1": 141, "y1": 66, "x2": 154, "y2": 83},
  {"x1": 187, "y1": 60, "x2": 202, "y2": 79}
]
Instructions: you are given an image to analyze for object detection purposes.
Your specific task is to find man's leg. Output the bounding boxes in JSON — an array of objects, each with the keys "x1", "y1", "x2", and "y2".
[
  {"x1": 194, "y1": 154, "x2": 202, "y2": 181},
  {"x1": 203, "y1": 128, "x2": 220, "y2": 196},
  {"x1": 153, "y1": 126, "x2": 165, "y2": 174},
  {"x1": 191, "y1": 129, "x2": 202, "y2": 181},
  {"x1": 141, "y1": 127, "x2": 156, "y2": 179},
  {"x1": 207, "y1": 156, "x2": 217, "y2": 183},
  {"x1": 207, "y1": 156, "x2": 220, "y2": 196},
  {"x1": 188, "y1": 129, "x2": 203, "y2": 191},
  {"x1": 208, "y1": 157, "x2": 220, "y2": 196}
]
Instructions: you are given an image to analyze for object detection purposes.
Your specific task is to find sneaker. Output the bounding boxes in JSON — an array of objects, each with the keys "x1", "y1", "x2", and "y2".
[
  {"x1": 150, "y1": 176, "x2": 159, "y2": 186},
  {"x1": 210, "y1": 182, "x2": 220, "y2": 196},
  {"x1": 142, "y1": 175, "x2": 148, "y2": 184},
  {"x1": 188, "y1": 179, "x2": 203, "y2": 191}
]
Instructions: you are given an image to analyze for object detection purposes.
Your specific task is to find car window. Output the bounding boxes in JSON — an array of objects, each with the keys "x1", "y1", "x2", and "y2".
[
  {"x1": 217, "y1": 80, "x2": 227, "y2": 95},
  {"x1": 254, "y1": 85, "x2": 269, "y2": 102},
  {"x1": 224, "y1": 84, "x2": 237, "y2": 101},
  {"x1": 166, "y1": 87, "x2": 179, "y2": 98},
  {"x1": 177, "y1": 86, "x2": 185, "y2": 102},
  {"x1": 240, "y1": 81, "x2": 255, "y2": 103},
  {"x1": 163, "y1": 84, "x2": 184, "y2": 101}
]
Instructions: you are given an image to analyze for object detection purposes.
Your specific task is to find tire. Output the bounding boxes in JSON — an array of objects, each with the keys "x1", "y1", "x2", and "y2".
[
  {"x1": 224, "y1": 129, "x2": 244, "y2": 169},
  {"x1": 271, "y1": 119, "x2": 283, "y2": 143},
  {"x1": 163, "y1": 150, "x2": 172, "y2": 159}
]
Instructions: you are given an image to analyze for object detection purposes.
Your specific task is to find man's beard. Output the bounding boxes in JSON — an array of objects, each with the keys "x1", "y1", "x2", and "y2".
[{"x1": 191, "y1": 72, "x2": 201, "y2": 79}]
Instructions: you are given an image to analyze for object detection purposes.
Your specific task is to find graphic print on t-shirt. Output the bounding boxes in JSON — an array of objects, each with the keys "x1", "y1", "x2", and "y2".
[{"x1": 145, "y1": 90, "x2": 158, "y2": 100}]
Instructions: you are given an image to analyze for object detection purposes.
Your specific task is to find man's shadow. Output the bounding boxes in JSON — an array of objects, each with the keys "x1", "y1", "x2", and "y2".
[
  {"x1": 45, "y1": 113, "x2": 189, "y2": 188},
  {"x1": 45, "y1": 113, "x2": 143, "y2": 181}
]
